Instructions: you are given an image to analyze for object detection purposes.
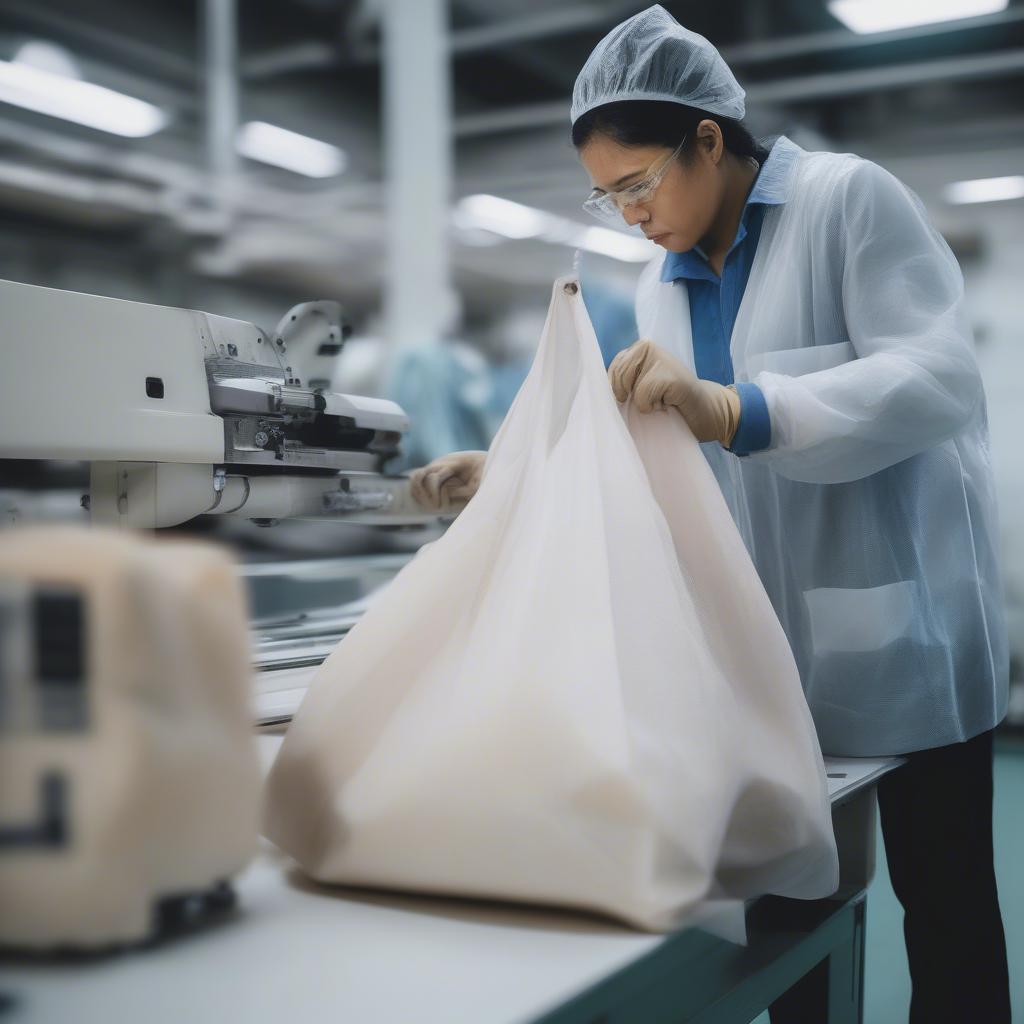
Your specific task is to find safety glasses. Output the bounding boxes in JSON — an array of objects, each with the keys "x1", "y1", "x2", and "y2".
[{"x1": 582, "y1": 136, "x2": 687, "y2": 225}]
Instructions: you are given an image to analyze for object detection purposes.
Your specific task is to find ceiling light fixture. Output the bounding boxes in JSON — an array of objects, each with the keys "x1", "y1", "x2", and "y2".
[
  {"x1": 943, "y1": 175, "x2": 1024, "y2": 204},
  {"x1": 827, "y1": 0, "x2": 1008, "y2": 34},
  {"x1": 236, "y1": 121, "x2": 347, "y2": 179},
  {"x1": 453, "y1": 194, "x2": 655, "y2": 263},
  {"x1": 0, "y1": 53, "x2": 167, "y2": 137}
]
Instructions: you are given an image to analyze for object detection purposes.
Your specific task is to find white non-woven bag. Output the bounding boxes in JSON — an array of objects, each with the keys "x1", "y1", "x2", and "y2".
[{"x1": 264, "y1": 276, "x2": 839, "y2": 933}]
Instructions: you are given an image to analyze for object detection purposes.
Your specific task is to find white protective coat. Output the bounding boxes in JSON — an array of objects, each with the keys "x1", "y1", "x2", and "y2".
[
  {"x1": 636, "y1": 136, "x2": 1008, "y2": 756},
  {"x1": 264, "y1": 276, "x2": 839, "y2": 935}
]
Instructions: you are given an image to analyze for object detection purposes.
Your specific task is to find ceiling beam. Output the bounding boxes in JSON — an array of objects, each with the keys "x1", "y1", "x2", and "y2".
[
  {"x1": 0, "y1": 0, "x2": 194, "y2": 84},
  {"x1": 455, "y1": 46, "x2": 1024, "y2": 136},
  {"x1": 722, "y1": 6, "x2": 1024, "y2": 65}
]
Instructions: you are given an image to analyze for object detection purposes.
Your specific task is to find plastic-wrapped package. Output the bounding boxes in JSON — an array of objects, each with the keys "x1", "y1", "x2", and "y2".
[
  {"x1": 264, "y1": 277, "x2": 838, "y2": 933},
  {"x1": 0, "y1": 528, "x2": 260, "y2": 949}
]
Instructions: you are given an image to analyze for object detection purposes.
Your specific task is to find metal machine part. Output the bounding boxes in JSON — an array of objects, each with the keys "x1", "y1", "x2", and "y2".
[
  {"x1": 243, "y1": 554, "x2": 414, "y2": 724},
  {"x1": 86, "y1": 463, "x2": 453, "y2": 529},
  {"x1": 206, "y1": 356, "x2": 406, "y2": 471},
  {"x1": 270, "y1": 300, "x2": 353, "y2": 391}
]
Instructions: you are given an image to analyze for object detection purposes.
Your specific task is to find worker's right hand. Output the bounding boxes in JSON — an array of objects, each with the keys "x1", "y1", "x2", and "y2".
[
  {"x1": 410, "y1": 450, "x2": 486, "y2": 512},
  {"x1": 609, "y1": 339, "x2": 740, "y2": 447}
]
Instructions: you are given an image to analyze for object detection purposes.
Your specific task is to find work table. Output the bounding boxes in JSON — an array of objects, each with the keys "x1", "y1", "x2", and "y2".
[{"x1": 0, "y1": 734, "x2": 899, "y2": 1023}]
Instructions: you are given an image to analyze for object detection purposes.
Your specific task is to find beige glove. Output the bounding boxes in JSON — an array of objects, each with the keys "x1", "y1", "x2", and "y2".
[
  {"x1": 409, "y1": 450, "x2": 486, "y2": 512},
  {"x1": 609, "y1": 339, "x2": 741, "y2": 447}
]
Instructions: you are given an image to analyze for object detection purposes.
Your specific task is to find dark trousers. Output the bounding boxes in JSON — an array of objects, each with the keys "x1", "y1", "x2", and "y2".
[{"x1": 770, "y1": 727, "x2": 1011, "y2": 1023}]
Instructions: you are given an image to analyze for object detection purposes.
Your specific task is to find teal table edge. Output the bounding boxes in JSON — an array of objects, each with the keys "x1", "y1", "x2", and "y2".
[{"x1": 531, "y1": 884, "x2": 866, "y2": 1024}]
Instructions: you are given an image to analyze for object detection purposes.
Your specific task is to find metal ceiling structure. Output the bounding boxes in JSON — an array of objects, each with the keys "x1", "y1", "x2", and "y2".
[{"x1": 0, "y1": 0, "x2": 1021, "y2": 317}]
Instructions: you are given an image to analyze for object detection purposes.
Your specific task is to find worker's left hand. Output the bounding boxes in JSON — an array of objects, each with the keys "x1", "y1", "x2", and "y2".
[
  {"x1": 409, "y1": 450, "x2": 486, "y2": 512},
  {"x1": 609, "y1": 339, "x2": 741, "y2": 447}
]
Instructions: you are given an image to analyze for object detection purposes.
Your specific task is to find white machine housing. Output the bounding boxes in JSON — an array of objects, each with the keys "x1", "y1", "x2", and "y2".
[{"x1": 0, "y1": 278, "x2": 442, "y2": 529}]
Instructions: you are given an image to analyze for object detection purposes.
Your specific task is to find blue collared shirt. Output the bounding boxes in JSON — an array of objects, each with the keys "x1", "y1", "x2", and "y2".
[{"x1": 660, "y1": 137, "x2": 797, "y2": 455}]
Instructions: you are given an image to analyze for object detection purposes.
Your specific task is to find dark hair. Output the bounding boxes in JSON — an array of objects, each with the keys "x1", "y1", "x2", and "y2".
[{"x1": 571, "y1": 100, "x2": 769, "y2": 164}]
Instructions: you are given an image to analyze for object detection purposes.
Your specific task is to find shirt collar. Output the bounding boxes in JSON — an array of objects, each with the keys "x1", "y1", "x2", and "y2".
[
  {"x1": 746, "y1": 134, "x2": 799, "y2": 206},
  {"x1": 660, "y1": 135, "x2": 799, "y2": 283}
]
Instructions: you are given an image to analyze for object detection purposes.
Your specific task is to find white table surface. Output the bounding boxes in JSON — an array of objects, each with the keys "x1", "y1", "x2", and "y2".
[{"x1": 0, "y1": 734, "x2": 901, "y2": 1024}]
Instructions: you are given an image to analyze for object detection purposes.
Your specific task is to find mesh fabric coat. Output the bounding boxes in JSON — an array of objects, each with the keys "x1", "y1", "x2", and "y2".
[{"x1": 635, "y1": 137, "x2": 1008, "y2": 756}]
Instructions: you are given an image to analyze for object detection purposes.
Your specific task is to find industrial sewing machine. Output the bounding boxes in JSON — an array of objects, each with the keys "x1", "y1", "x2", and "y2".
[{"x1": 0, "y1": 277, "x2": 440, "y2": 530}]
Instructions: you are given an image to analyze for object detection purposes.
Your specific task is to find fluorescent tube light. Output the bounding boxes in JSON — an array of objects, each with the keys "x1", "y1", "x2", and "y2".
[
  {"x1": 0, "y1": 56, "x2": 167, "y2": 137},
  {"x1": 575, "y1": 225, "x2": 655, "y2": 262},
  {"x1": 827, "y1": 0, "x2": 1007, "y2": 34},
  {"x1": 943, "y1": 175, "x2": 1024, "y2": 204},
  {"x1": 453, "y1": 194, "x2": 656, "y2": 263},
  {"x1": 452, "y1": 194, "x2": 554, "y2": 239},
  {"x1": 236, "y1": 121, "x2": 346, "y2": 178},
  {"x1": 13, "y1": 41, "x2": 81, "y2": 80}
]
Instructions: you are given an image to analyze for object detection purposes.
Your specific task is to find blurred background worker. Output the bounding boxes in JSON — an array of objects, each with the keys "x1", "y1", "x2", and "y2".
[
  {"x1": 412, "y1": 7, "x2": 1011, "y2": 1021},
  {"x1": 389, "y1": 279, "x2": 636, "y2": 472}
]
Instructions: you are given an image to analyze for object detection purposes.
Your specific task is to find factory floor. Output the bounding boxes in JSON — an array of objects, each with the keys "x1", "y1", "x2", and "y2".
[{"x1": 752, "y1": 735, "x2": 1024, "y2": 1023}]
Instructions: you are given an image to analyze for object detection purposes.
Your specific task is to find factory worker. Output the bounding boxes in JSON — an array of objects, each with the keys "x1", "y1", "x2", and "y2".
[{"x1": 410, "y1": 7, "x2": 1010, "y2": 1020}]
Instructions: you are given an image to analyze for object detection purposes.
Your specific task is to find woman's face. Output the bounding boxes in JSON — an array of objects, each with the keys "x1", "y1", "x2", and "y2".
[{"x1": 578, "y1": 121, "x2": 726, "y2": 253}]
